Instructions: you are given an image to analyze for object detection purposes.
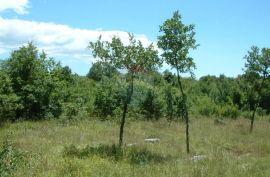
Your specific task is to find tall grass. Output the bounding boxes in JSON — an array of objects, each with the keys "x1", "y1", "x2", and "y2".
[{"x1": 0, "y1": 117, "x2": 269, "y2": 177}]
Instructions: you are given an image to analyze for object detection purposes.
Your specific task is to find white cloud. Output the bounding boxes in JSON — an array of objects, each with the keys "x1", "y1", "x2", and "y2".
[
  {"x1": 0, "y1": 17, "x2": 153, "y2": 68},
  {"x1": 0, "y1": 0, "x2": 29, "y2": 14}
]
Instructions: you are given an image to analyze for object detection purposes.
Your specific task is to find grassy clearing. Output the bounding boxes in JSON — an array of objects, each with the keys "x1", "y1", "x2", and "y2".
[{"x1": 0, "y1": 117, "x2": 270, "y2": 177}]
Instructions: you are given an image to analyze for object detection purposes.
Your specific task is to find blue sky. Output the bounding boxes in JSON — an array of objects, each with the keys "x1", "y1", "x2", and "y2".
[{"x1": 0, "y1": 0, "x2": 270, "y2": 78}]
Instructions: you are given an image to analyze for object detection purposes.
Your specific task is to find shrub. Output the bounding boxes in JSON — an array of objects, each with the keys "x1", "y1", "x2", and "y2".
[
  {"x1": 63, "y1": 144, "x2": 123, "y2": 161},
  {"x1": 196, "y1": 96, "x2": 217, "y2": 117},
  {"x1": 93, "y1": 77, "x2": 123, "y2": 119},
  {"x1": 140, "y1": 89, "x2": 164, "y2": 120},
  {"x1": 0, "y1": 71, "x2": 22, "y2": 123},
  {"x1": 256, "y1": 107, "x2": 267, "y2": 117},
  {"x1": 0, "y1": 138, "x2": 25, "y2": 177},
  {"x1": 217, "y1": 104, "x2": 240, "y2": 119}
]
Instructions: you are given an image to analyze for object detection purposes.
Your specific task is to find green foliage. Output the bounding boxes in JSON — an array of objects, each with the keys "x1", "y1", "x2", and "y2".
[
  {"x1": 0, "y1": 71, "x2": 22, "y2": 123},
  {"x1": 89, "y1": 33, "x2": 161, "y2": 147},
  {"x1": 196, "y1": 96, "x2": 217, "y2": 117},
  {"x1": 243, "y1": 46, "x2": 270, "y2": 131},
  {"x1": 158, "y1": 10, "x2": 198, "y2": 74},
  {"x1": 158, "y1": 10, "x2": 198, "y2": 153},
  {"x1": 163, "y1": 69, "x2": 174, "y2": 84},
  {"x1": 217, "y1": 104, "x2": 240, "y2": 119},
  {"x1": 87, "y1": 61, "x2": 119, "y2": 81},
  {"x1": 89, "y1": 34, "x2": 160, "y2": 74},
  {"x1": 93, "y1": 77, "x2": 123, "y2": 119},
  {"x1": 127, "y1": 147, "x2": 165, "y2": 165},
  {"x1": 196, "y1": 96, "x2": 240, "y2": 119},
  {"x1": 63, "y1": 144, "x2": 123, "y2": 161},
  {"x1": 0, "y1": 138, "x2": 25, "y2": 177},
  {"x1": 140, "y1": 88, "x2": 164, "y2": 120},
  {"x1": 1, "y1": 117, "x2": 270, "y2": 176},
  {"x1": 1, "y1": 43, "x2": 73, "y2": 120},
  {"x1": 243, "y1": 46, "x2": 270, "y2": 108},
  {"x1": 63, "y1": 144, "x2": 165, "y2": 165}
]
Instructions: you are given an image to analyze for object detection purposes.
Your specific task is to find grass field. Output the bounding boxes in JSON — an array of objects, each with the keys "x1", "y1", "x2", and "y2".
[{"x1": 0, "y1": 117, "x2": 270, "y2": 177}]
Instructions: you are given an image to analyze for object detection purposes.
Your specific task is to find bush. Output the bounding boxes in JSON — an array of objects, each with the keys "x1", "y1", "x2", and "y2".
[
  {"x1": 127, "y1": 147, "x2": 164, "y2": 165},
  {"x1": 196, "y1": 96, "x2": 217, "y2": 117},
  {"x1": 63, "y1": 144, "x2": 123, "y2": 161},
  {"x1": 195, "y1": 96, "x2": 240, "y2": 119},
  {"x1": 63, "y1": 144, "x2": 165, "y2": 165},
  {"x1": 93, "y1": 77, "x2": 123, "y2": 119},
  {"x1": 217, "y1": 104, "x2": 240, "y2": 119},
  {"x1": 140, "y1": 89, "x2": 164, "y2": 120},
  {"x1": 256, "y1": 107, "x2": 267, "y2": 117},
  {"x1": 0, "y1": 138, "x2": 25, "y2": 177},
  {"x1": 0, "y1": 71, "x2": 22, "y2": 123}
]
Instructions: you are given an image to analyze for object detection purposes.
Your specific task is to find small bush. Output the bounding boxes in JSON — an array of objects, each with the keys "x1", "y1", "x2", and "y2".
[
  {"x1": 140, "y1": 89, "x2": 164, "y2": 120},
  {"x1": 217, "y1": 104, "x2": 240, "y2": 119},
  {"x1": 0, "y1": 138, "x2": 25, "y2": 177},
  {"x1": 63, "y1": 144, "x2": 166, "y2": 165},
  {"x1": 63, "y1": 144, "x2": 123, "y2": 161},
  {"x1": 196, "y1": 96, "x2": 217, "y2": 117},
  {"x1": 63, "y1": 103, "x2": 79, "y2": 120},
  {"x1": 127, "y1": 147, "x2": 164, "y2": 165},
  {"x1": 256, "y1": 107, "x2": 267, "y2": 117}
]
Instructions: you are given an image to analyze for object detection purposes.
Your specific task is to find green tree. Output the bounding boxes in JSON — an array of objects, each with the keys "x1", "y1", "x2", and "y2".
[
  {"x1": 3, "y1": 43, "x2": 72, "y2": 119},
  {"x1": 243, "y1": 46, "x2": 270, "y2": 132},
  {"x1": 89, "y1": 34, "x2": 160, "y2": 147},
  {"x1": 0, "y1": 71, "x2": 22, "y2": 123},
  {"x1": 87, "y1": 61, "x2": 119, "y2": 81},
  {"x1": 140, "y1": 88, "x2": 163, "y2": 120},
  {"x1": 94, "y1": 76, "x2": 122, "y2": 118},
  {"x1": 157, "y1": 11, "x2": 198, "y2": 153},
  {"x1": 163, "y1": 69, "x2": 174, "y2": 84}
]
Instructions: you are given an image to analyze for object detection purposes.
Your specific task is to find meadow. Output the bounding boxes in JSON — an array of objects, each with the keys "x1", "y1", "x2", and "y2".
[{"x1": 1, "y1": 117, "x2": 270, "y2": 177}]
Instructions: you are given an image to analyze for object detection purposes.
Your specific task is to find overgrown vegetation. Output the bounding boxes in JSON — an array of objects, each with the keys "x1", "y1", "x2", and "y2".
[
  {"x1": 0, "y1": 10, "x2": 269, "y2": 176},
  {"x1": 0, "y1": 137, "x2": 25, "y2": 177},
  {"x1": 0, "y1": 119, "x2": 269, "y2": 177}
]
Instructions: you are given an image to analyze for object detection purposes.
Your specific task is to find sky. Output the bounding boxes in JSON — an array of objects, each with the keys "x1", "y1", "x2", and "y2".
[{"x1": 0, "y1": 0, "x2": 270, "y2": 78}]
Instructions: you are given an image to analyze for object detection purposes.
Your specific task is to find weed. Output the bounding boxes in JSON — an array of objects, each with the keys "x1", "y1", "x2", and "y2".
[{"x1": 0, "y1": 137, "x2": 25, "y2": 177}]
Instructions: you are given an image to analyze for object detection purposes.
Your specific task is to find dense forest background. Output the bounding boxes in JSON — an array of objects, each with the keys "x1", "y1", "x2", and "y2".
[{"x1": 1, "y1": 43, "x2": 269, "y2": 124}]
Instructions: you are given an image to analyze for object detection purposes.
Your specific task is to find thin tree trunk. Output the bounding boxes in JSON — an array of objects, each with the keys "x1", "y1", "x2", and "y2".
[
  {"x1": 249, "y1": 104, "x2": 258, "y2": 133},
  {"x1": 249, "y1": 76, "x2": 266, "y2": 133},
  {"x1": 119, "y1": 102, "x2": 128, "y2": 147},
  {"x1": 119, "y1": 73, "x2": 134, "y2": 148},
  {"x1": 176, "y1": 69, "x2": 190, "y2": 153}
]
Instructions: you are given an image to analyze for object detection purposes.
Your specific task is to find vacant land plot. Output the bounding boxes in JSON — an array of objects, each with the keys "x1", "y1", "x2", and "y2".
[{"x1": 0, "y1": 118, "x2": 270, "y2": 177}]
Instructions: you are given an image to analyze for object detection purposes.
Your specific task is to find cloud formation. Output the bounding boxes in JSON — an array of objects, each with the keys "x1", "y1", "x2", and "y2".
[
  {"x1": 0, "y1": 17, "x2": 153, "y2": 66},
  {"x1": 0, "y1": 0, "x2": 29, "y2": 14}
]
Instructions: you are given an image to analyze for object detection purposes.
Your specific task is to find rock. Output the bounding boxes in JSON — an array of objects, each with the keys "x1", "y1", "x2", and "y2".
[
  {"x1": 126, "y1": 143, "x2": 137, "y2": 147},
  {"x1": 144, "y1": 138, "x2": 160, "y2": 143},
  {"x1": 191, "y1": 155, "x2": 207, "y2": 161}
]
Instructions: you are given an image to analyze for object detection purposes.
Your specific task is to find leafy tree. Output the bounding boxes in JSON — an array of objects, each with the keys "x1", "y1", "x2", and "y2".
[
  {"x1": 140, "y1": 88, "x2": 163, "y2": 120},
  {"x1": 158, "y1": 11, "x2": 198, "y2": 153},
  {"x1": 260, "y1": 79, "x2": 270, "y2": 113},
  {"x1": 2, "y1": 43, "x2": 72, "y2": 119},
  {"x1": 66, "y1": 75, "x2": 96, "y2": 117},
  {"x1": 0, "y1": 71, "x2": 22, "y2": 123},
  {"x1": 89, "y1": 34, "x2": 160, "y2": 147},
  {"x1": 164, "y1": 85, "x2": 174, "y2": 120},
  {"x1": 243, "y1": 46, "x2": 270, "y2": 132},
  {"x1": 94, "y1": 76, "x2": 123, "y2": 118},
  {"x1": 163, "y1": 69, "x2": 174, "y2": 84},
  {"x1": 87, "y1": 61, "x2": 119, "y2": 81}
]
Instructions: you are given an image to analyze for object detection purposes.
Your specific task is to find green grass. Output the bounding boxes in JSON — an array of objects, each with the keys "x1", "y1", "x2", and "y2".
[{"x1": 0, "y1": 117, "x2": 270, "y2": 177}]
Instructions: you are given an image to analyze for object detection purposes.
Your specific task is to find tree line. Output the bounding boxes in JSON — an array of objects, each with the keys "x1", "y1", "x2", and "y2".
[{"x1": 0, "y1": 11, "x2": 269, "y2": 153}]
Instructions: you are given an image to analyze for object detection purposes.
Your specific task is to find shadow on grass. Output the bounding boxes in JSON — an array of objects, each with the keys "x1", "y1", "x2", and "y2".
[{"x1": 62, "y1": 144, "x2": 169, "y2": 165}]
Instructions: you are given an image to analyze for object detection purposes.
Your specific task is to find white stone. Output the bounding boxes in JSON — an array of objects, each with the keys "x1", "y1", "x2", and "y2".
[
  {"x1": 144, "y1": 138, "x2": 160, "y2": 143},
  {"x1": 191, "y1": 155, "x2": 207, "y2": 161}
]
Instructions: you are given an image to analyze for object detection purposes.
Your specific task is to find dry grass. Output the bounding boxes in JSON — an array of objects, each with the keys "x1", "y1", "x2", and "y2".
[{"x1": 0, "y1": 117, "x2": 270, "y2": 177}]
